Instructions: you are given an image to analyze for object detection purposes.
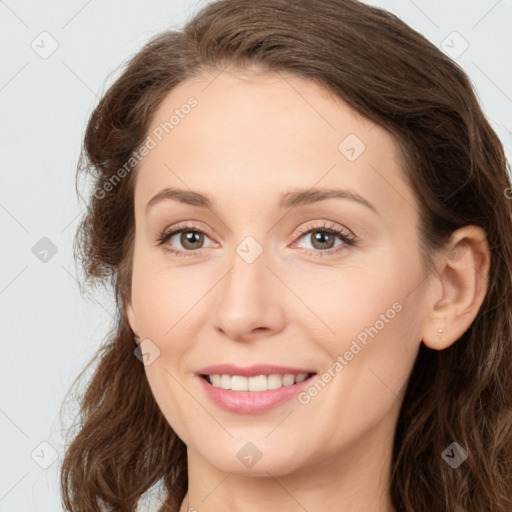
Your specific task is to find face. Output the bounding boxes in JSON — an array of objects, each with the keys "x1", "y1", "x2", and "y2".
[{"x1": 126, "y1": 67, "x2": 430, "y2": 477}]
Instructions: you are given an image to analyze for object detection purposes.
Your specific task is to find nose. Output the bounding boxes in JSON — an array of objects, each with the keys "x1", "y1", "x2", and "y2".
[{"x1": 212, "y1": 242, "x2": 286, "y2": 342}]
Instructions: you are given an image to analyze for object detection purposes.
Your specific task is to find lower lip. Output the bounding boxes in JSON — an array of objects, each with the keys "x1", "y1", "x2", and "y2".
[{"x1": 196, "y1": 374, "x2": 316, "y2": 414}]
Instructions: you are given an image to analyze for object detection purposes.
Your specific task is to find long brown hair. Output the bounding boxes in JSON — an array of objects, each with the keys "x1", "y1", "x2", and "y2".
[{"x1": 61, "y1": 0, "x2": 512, "y2": 510}]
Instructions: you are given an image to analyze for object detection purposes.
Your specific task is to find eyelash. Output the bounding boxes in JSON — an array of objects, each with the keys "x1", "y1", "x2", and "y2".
[{"x1": 155, "y1": 221, "x2": 357, "y2": 258}]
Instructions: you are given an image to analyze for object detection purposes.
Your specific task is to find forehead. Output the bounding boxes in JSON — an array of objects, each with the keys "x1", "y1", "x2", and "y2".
[{"x1": 134, "y1": 68, "x2": 416, "y2": 222}]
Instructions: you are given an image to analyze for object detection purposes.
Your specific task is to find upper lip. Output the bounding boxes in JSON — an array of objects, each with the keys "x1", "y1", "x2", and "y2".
[{"x1": 197, "y1": 364, "x2": 316, "y2": 377}]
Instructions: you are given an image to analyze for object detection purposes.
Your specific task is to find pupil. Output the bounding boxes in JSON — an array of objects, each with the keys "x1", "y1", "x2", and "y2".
[
  {"x1": 182, "y1": 231, "x2": 203, "y2": 249},
  {"x1": 313, "y1": 231, "x2": 334, "y2": 249}
]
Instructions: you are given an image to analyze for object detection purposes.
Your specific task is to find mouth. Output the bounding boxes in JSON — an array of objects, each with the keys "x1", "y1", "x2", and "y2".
[
  {"x1": 199, "y1": 372, "x2": 316, "y2": 391},
  {"x1": 195, "y1": 366, "x2": 318, "y2": 414}
]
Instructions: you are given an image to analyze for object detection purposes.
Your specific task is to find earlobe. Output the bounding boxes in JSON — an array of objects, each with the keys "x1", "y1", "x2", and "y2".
[{"x1": 421, "y1": 225, "x2": 490, "y2": 350}]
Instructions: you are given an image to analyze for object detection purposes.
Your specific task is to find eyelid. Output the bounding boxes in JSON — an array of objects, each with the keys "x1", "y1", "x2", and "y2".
[
  {"x1": 289, "y1": 221, "x2": 357, "y2": 256},
  {"x1": 293, "y1": 220, "x2": 355, "y2": 242},
  {"x1": 157, "y1": 221, "x2": 217, "y2": 246}
]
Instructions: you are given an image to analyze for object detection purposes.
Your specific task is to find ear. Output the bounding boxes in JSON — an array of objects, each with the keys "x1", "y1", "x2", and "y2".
[
  {"x1": 421, "y1": 225, "x2": 490, "y2": 350},
  {"x1": 124, "y1": 293, "x2": 141, "y2": 345}
]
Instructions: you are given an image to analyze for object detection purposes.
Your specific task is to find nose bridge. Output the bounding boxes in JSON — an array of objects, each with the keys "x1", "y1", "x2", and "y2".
[
  {"x1": 222, "y1": 235, "x2": 270, "y2": 311},
  {"x1": 213, "y1": 234, "x2": 285, "y2": 338},
  {"x1": 221, "y1": 221, "x2": 272, "y2": 296}
]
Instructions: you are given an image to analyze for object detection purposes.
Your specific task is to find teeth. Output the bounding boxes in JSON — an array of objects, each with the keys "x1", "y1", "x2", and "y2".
[
  {"x1": 207, "y1": 373, "x2": 309, "y2": 391},
  {"x1": 210, "y1": 374, "x2": 222, "y2": 387},
  {"x1": 231, "y1": 375, "x2": 248, "y2": 391},
  {"x1": 248, "y1": 374, "x2": 267, "y2": 391},
  {"x1": 295, "y1": 373, "x2": 307, "y2": 383},
  {"x1": 267, "y1": 374, "x2": 282, "y2": 390},
  {"x1": 282, "y1": 374, "x2": 295, "y2": 386},
  {"x1": 220, "y1": 374, "x2": 231, "y2": 389}
]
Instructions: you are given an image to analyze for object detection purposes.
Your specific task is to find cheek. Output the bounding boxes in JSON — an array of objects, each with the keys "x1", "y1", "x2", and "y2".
[
  {"x1": 143, "y1": 362, "x2": 198, "y2": 448},
  {"x1": 300, "y1": 249, "x2": 424, "y2": 425},
  {"x1": 295, "y1": 295, "x2": 421, "y2": 452},
  {"x1": 131, "y1": 253, "x2": 208, "y2": 341},
  {"x1": 286, "y1": 263, "x2": 405, "y2": 350},
  {"x1": 288, "y1": 244, "x2": 424, "y2": 392}
]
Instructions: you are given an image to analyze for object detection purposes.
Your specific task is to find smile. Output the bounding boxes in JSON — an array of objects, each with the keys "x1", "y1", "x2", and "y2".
[
  {"x1": 202, "y1": 372, "x2": 312, "y2": 391},
  {"x1": 196, "y1": 365, "x2": 318, "y2": 414}
]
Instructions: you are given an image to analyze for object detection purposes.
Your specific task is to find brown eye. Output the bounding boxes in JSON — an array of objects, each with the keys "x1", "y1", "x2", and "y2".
[
  {"x1": 308, "y1": 230, "x2": 337, "y2": 250},
  {"x1": 296, "y1": 226, "x2": 353, "y2": 249},
  {"x1": 157, "y1": 223, "x2": 215, "y2": 256},
  {"x1": 292, "y1": 222, "x2": 356, "y2": 257},
  {"x1": 179, "y1": 231, "x2": 205, "y2": 250}
]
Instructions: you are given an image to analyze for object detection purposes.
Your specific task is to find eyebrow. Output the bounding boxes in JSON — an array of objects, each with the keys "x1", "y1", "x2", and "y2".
[{"x1": 146, "y1": 187, "x2": 378, "y2": 215}]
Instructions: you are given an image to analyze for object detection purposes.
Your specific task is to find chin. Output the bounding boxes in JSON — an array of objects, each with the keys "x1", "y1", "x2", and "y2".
[{"x1": 197, "y1": 441, "x2": 308, "y2": 477}]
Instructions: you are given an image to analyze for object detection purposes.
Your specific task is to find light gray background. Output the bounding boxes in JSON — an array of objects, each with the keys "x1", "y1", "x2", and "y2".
[{"x1": 1, "y1": 1, "x2": 511, "y2": 510}]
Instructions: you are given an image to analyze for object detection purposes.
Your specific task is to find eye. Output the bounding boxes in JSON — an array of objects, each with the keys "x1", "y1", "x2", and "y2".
[
  {"x1": 156, "y1": 222, "x2": 215, "y2": 257},
  {"x1": 292, "y1": 221, "x2": 356, "y2": 257}
]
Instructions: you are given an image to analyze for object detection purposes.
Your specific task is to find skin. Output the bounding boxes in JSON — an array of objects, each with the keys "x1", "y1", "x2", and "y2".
[{"x1": 126, "y1": 64, "x2": 490, "y2": 512}]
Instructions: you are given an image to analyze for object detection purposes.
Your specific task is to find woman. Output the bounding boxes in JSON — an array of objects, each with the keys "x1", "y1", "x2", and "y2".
[{"x1": 61, "y1": 0, "x2": 512, "y2": 510}]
